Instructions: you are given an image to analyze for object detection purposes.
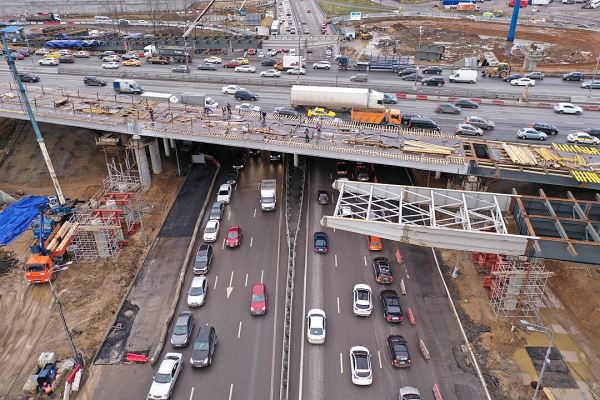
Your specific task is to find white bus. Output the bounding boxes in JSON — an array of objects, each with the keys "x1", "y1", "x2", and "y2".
[{"x1": 270, "y1": 19, "x2": 280, "y2": 35}]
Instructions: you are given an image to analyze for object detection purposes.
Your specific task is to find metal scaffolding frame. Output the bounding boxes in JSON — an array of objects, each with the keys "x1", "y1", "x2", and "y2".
[
  {"x1": 489, "y1": 258, "x2": 550, "y2": 319},
  {"x1": 321, "y1": 180, "x2": 534, "y2": 255}
]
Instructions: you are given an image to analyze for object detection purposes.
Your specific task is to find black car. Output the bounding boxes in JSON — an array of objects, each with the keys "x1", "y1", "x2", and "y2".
[
  {"x1": 261, "y1": 58, "x2": 278, "y2": 66},
  {"x1": 317, "y1": 190, "x2": 330, "y2": 205},
  {"x1": 225, "y1": 171, "x2": 239, "y2": 186},
  {"x1": 373, "y1": 256, "x2": 393, "y2": 283},
  {"x1": 172, "y1": 65, "x2": 190, "y2": 73},
  {"x1": 380, "y1": 290, "x2": 403, "y2": 323},
  {"x1": 209, "y1": 201, "x2": 224, "y2": 221},
  {"x1": 59, "y1": 55, "x2": 75, "y2": 63},
  {"x1": 190, "y1": 325, "x2": 217, "y2": 368},
  {"x1": 313, "y1": 232, "x2": 328, "y2": 253},
  {"x1": 269, "y1": 152, "x2": 282, "y2": 162},
  {"x1": 19, "y1": 73, "x2": 40, "y2": 83},
  {"x1": 402, "y1": 73, "x2": 423, "y2": 81},
  {"x1": 274, "y1": 107, "x2": 299, "y2": 117},
  {"x1": 378, "y1": 93, "x2": 398, "y2": 104},
  {"x1": 98, "y1": 50, "x2": 116, "y2": 59},
  {"x1": 354, "y1": 164, "x2": 370, "y2": 182},
  {"x1": 232, "y1": 157, "x2": 246, "y2": 170},
  {"x1": 563, "y1": 71, "x2": 585, "y2": 81},
  {"x1": 584, "y1": 128, "x2": 600, "y2": 138},
  {"x1": 234, "y1": 90, "x2": 258, "y2": 101},
  {"x1": 422, "y1": 76, "x2": 445, "y2": 86},
  {"x1": 248, "y1": 149, "x2": 261, "y2": 157},
  {"x1": 197, "y1": 63, "x2": 217, "y2": 71},
  {"x1": 83, "y1": 76, "x2": 107, "y2": 86},
  {"x1": 531, "y1": 122, "x2": 559, "y2": 135},
  {"x1": 423, "y1": 66, "x2": 443, "y2": 74},
  {"x1": 170, "y1": 311, "x2": 194, "y2": 348},
  {"x1": 398, "y1": 68, "x2": 417, "y2": 77},
  {"x1": 454, "y1": 98, "x2": 479, "y2": 109},
  {"x1": 387, "y1": 335, "x2": 411, "y2": 367},
  {"x1": 401, "y1": 112, "x2": 423, "y2": 126},
  {"x1": 194, "y1": 244, "x2": 213, "y2": 274},
  {"x1": 336, "y1": 161, "x2": 349, "y2": 176},
  {"x1": 503, "y1": 73, "x2": 523, "y2": 82}
]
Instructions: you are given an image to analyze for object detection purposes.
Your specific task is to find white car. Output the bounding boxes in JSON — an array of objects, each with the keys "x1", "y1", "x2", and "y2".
[
  {"x1": 58, "y1": 49, "x2": 72, "y2": 56},
  {"x1": 304, "y1": 28, "x2": 310, "y2": 34},
  {"x1": 287, "y1": 67, "x2": 306, "y2": 75},
  {"x1": 102, "y1": 61, "x2": 120, "y2": 69},
  {"x1": 313, "y1": 61, "x2": 331, "y2": 70},
  {"x1": 567, "y1": 132, "x2": 600, "y2": 145},
  {"x1": 222, "y1": 85, "x2": 245, "y2": 94},
  {"x1": 510, "y1": 77, "x2": 535, "y2": 87},
  {"x1": 349, "y1": 346, "x2": 373, "y2": 386},
  {"x1": 147, "y1": 353, "x2": 182, "y2": 400},
  {"x1": 35, "y1": 48, "x2": 49, "y2": 55},
  {"x1": 353, "y1": 284, "x2": 372, "y2": 316},
  {"x1": 73, "y1": 50, "x2": 90, "y2": 58},
  {"x1": 38, "y1": 58, "x2": 59, "y2": 66},
  {"x1": 399, "y1": 386, "x2": 422, "y2": 400},
  {"x1": 554, "y1": 103, "x2": 583, "y2": 115},
  {"x1": 216, "y1": 183, "x2": 232, "y2": 204},
  {"x1": 235, "y1": 103, "x2": 261, "y2": 112},
  {"x1": 187, "y1": 276, "x2": 208, "y2": 307},
  {"x1": 203, "y1": 219, "x2": 220, "y2": 243},
  {"x1": 137, "y1": 19, "x2": 150, "y2": 25},
  {"x1": 235, "y1": 65, "x2": 256, "y2": 73},
  {"x1": 204, "y1": 56, "x2": 222, "y2": 64},
  {"x1": 306, "y1": 309, "x2": 326, "y2": 344},
  {"x1": 260, "y1": 69, "x2": 281, "y2": 77},
  {"x1": 102, "y1": 55, "x2": 120, "y2": 62},
  {"x1": 267, "y1": 49, "x2": 278, "y2": 57}
]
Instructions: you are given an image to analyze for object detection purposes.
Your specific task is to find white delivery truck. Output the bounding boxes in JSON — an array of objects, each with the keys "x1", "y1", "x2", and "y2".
[
  {"x1": 260, "y1": 179, "x2": 277, "y2": 211},
  {"x1": 448, "y1": 69, "x2": 478, "y2": 83},
  {"x1": 290, "y1": 85, "x2": 385, "y2": 110},
  {"x1": 112, "y1": 79, "x2": 144, "y2": 94},
  {"x1": 140, "y1": 92, "x2": 180, "y2": 103},
  {"x1": 281, "y1": 55, "x2": 304, "y2": 70},
  {"x1": 178, "y1": 92, "x2": 219, "y2": 110}
]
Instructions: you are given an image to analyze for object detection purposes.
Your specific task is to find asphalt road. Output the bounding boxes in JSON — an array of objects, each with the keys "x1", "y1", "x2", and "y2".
[
  {"x1": 153, "y1": 151, "x2": 286, "y2": 400},
  {"x1": 2, "y1": 66, "x2": 597, "y2": 144}
]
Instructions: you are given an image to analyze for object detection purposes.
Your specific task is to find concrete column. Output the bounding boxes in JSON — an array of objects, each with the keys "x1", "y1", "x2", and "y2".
[
  {"x1": 149, "y1": 139, "x2": 163, "y2": 175},
  {"x1": 170, "y1": 138, "x2": 176, "y2": 149},
  {"x1": 133, "y1": 136, "x2": 151, "y2": 192},
  {"x1": 163, "y1": 137, "x2": 171, "y2": 157},
  {"x1": 293, "y1": 154, "x2": 299, "y2": 167},
  {"x1": 0, "y1": 189, "x2": 16, "y2": 204},
  {"x1": 435, "y1": 171, "x2": 441, "y2": 179}
]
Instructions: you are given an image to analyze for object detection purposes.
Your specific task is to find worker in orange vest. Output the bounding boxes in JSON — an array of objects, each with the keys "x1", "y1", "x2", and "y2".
[{"x1": 42, "y1": 381, "x2": 56, "y2": 398}]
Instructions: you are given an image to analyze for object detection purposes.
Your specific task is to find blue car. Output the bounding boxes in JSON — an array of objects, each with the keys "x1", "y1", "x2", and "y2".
[{"x1": 313, "y1": 232, "x2": 328, "y2": 254}]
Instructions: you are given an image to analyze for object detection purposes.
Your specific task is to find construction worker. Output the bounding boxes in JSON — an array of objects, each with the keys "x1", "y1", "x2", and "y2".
[
  {"x1": 304, "y1": 128, "x2": 310, "y2": 143},
  {"x1": 226, "y1": 103, "x2": 231, "y2": 115},
  {"x1": 42, "y1": 381, "x2": 55, "y2": 398}
]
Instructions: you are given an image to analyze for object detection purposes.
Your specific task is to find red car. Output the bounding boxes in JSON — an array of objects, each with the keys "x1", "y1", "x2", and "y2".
[
  {"x1": 226, "y1": 225, "x2": 242, "y2": 248},
  {"x1": 223, "y1": 60, "x2": 241, "y2": 68},
  {"x1": 250, "y1": 283, "x2": 268, "y2": 316}
]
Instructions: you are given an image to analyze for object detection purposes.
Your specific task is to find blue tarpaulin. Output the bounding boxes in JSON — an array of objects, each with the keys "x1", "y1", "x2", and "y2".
[{"x1": 0, "y1": 196, "x2": 48, "y2": 245}]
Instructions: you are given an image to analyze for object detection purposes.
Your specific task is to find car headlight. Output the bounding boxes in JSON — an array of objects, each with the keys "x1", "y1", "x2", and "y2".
[{"x1": 203, "y1": 357, "x2": 209, "y2": 364}]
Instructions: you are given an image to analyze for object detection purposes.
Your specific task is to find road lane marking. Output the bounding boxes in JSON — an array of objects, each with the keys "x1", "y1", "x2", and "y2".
[
  {"x1": 339, "y1": 352, "x2": 344, "y2": 374},
  {"x1": 364, "y1": 255, "x2": 367, "y2": 266},
  {"x1": 189, "y1": 387, "x2": 194, "y2": 400},
  {"x1": 334, "y1": 254, "x2": 338, "y2": 268},
  {"x1": 245, "y1": 273, "x2": 248, "y2": 287},
  {"x1": 237, "y1": 321, "x2": 242, "y2": 339},
  {"x1": 337, "y1": 296, "x2": 340, "y2": 314},
  {"x1": 228, "y1": 384, "x2": 234, "y2": 400},
  {"x1": 269, "y1": 187, "x2": 284, "y2": 400},
  {"x1": 378, "y1": 350, "x2": 383, "y2": 369},
  {"x1": 228, "y1": 209, "x2": 231, "y2": 220},
  {"x1": 250, "y1": 236, "x2": 253, "y2": 247},
  {"x1": 253, "y1": 208, "x2": 257, "y2": 218},
  {"x1": 213, "y1": 275, "x2": 219, "y2": 290},
  {"x1": 222, "y1": 238, "x2": 225, "y2": 250},
  {"x1": 261, "y1": 269, "x2": 264, "y2": 283},
  {"x1": 299, "y1": 175, "x2": 311, "y2": 400},
  {"x1": 227, "y1": 271, "x2": 234, "y2": 298}
]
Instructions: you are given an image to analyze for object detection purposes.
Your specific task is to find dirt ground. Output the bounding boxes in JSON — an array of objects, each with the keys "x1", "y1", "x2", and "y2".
[
  {"x1": 342, "y1": 17, "x2": 600, "y2": 71},
  {"x1": 0, "y1": 119, "x2": 182, "y2": 396}
]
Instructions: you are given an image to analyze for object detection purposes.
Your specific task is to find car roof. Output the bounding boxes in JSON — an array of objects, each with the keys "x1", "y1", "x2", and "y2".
[
  {"x1": 176, "y1": 312, "x2": 192, "y2": 324},
  {"x1": 252, "y1": 282, "x2": 266, "y2": 293},
  {"x1": 196, "y1": 324, "x2": 213, "y2": 340},
  {"x1": 198, "y1": 244, "x2": 210, "y2": 252},
  {"x1": 192, "y1": 276, "x2": 206, "y2": 286},
  {"x1": 158, "y1": 353, "x2": 181, "y2": 372}
]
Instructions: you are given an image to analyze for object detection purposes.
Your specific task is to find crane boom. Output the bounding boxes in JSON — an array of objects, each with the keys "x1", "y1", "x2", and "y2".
[
  {"x1": 183, "y1": 0, "x2": 217, "y2": 38},
  {"x1": 1, "y1": 28, "x2": 66, "y2": 204}
]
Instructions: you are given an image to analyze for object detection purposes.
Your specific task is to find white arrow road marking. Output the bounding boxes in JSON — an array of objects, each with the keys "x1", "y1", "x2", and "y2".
[{"x1": 227, "y1": 271, "x2": 234, "y2": 298}]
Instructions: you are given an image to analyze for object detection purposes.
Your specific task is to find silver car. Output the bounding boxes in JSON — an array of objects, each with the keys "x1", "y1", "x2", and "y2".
[
  {"x1": 399, "y1": 386, "x2": 422, "y2": 400},
  {"x1": 464, "y1": 115, "x2": 495, "y2": 130},
  {"x1": 350, "y1": 73, "x2": 368, "y2": 82},
  {"x1": 455, "y1": 123, "x2": 483, "y2": 136}
]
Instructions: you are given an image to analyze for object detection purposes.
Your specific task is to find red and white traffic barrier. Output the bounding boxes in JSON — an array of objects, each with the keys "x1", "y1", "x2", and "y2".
[{"x1": 406, "y1": 307, "x2": 416, "y2": 326}]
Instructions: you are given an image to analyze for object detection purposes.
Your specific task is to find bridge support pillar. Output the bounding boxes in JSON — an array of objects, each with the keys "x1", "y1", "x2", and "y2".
[
  {"x1": 133, "y1": 136, "x2": 151, "y2": 192},
  {"x1": 293, "y1": 153, "x2": 299, "y2": 167},
  {"x1": 0, "y1": 189, "x2": 16, "y2": 205},
  {"x1": 170, "y1": 138, "x2": 176, "y2": 149},
  {"x1": 435, "y1": 171, "x2": 441, "y2": 179},
  {"x1": 149, "y1": 139, "x2": 163, "y2": 175},
  {"x1": 163, "y1": 137, "x2": 171, "y2": 157}
]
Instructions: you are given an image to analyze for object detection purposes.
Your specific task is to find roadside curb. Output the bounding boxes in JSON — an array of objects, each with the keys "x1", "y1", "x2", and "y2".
[
  {"x1": 396, "y1": 92, "x2": 600, "y2": 111},
  {"x1": 149, "y1": 164, "x2": 220, "y2": 365}
]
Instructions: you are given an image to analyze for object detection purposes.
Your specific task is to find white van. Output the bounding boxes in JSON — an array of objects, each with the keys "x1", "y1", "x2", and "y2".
[
  {"x1": 95, "y1": 16, "x2": 112, "y2": 24},
  {"x1": 448, "y1": 68, "x2": 478, "y2": 84}
]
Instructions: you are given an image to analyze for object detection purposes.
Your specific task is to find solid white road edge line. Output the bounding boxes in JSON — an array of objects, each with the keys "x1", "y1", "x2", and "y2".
[
  {"x1": 298, "y1": 173, "x2": 312, "y2": 400},
  {"x1": 269, "y1": 188, "x2": 284, "y2": 400}
]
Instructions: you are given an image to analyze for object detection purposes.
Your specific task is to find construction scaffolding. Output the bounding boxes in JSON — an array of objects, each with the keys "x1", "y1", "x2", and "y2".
[{"x1": 487, "y1": 257, "x2": 550, "y2": 319}]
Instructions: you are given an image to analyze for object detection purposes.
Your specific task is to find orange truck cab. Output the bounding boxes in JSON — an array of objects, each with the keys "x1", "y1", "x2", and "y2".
[{"x1": 24, "y1": 255, "x2": 55, "y2": 284}]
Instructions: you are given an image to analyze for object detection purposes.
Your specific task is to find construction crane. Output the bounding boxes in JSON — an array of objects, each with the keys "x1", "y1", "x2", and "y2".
[
  {"x1": 183, "y1": 0, "x2": 217, "y2": 38},
  {"x1": 1, "y1": 27, "x2": 66, "y2": 205}
]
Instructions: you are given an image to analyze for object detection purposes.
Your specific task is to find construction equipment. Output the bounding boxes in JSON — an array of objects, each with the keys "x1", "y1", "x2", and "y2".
[
  {"x1": 482, "y1": 62, "x2": 511, "y2": 78},
  {"x1": 358, "y1": 26, "x2": 373, "y2": 40}
]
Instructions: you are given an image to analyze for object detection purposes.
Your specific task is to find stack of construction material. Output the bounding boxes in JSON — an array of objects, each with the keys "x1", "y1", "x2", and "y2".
[
  {"x1": 502, "y1": 143, "x2": 538, "y2": 165},
  {"x1": 402, "y1": 140, "x2": 453, "y2": 156}
]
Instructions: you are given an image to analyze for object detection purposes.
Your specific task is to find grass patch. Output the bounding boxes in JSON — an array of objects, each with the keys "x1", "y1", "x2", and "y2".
[{"x1": 317, "y1": 0, "x2": 397, "y2": 17}]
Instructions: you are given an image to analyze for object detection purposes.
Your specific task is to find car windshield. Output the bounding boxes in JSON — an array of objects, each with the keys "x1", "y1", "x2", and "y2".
[
  {"x1": 403, "y1": 395, "x2": 421, "y2": 400},
  {"x1": 154, "y1": 372, "x2": 172, "y2": 384},
  {"x1": 195, "y1": 253, "x2": 207, "y2": 262},
  {"x1": 252, "y1": 294, "x2": 265, "y2": 302},
  {"x1": 310, "y1": 327, "x2": 323, "y2": 336},
  {"x1": 227, "y1": 231, "x2": 238, "y2": 239},
  {"x1": 193, "y1": 340, "x2": 209, "y2": 351},
  {"x1": 190, "y1": 285, "x2": 204, "y2": 296},
  {"x1": 218, "y1": 189, "x2": 228, "y2": 195},
  {"x1": 206, "y1": 225, "x2": 216, "y2": 233},
  {"x1": 315, "y1": 239, "x2": 326, "y2": 247},
  {"x1": 173, "y1": 324, "x2": 188, "y2": 335}
]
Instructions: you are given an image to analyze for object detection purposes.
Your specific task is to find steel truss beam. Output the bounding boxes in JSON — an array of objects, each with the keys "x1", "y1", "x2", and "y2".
[{"x1": 321, "y1": 181, "x2": 534, "y2": 256}]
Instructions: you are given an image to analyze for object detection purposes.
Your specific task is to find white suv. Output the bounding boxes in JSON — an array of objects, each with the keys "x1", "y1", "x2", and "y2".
[
  {"x1": 203, "y1": 219, "x2": 220, "y2": 243},
  {"x1": 216, "y1": 183, "x2": 232, "y2": 204},
  {"x1": 312, "y1": 61, "x2": 331, "y2": 70}
]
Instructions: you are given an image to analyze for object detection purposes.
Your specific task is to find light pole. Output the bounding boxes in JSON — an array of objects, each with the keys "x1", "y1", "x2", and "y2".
[
  {"x1": 414, "y1": 25, "x2": 422, "y2": 91},
  {"x1": 519, "y1": 320, "x2": 555, "y2": 400},
  {"x1": 49, "y1": 267, "x2": 81, "y2": 364},
  {"x1": 587, "y1": 55, "x2": 600, "y2": 102}
]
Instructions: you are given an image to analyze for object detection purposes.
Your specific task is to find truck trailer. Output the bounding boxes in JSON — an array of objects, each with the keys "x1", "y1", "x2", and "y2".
[
  {"x1": 141, "y1": 92, "x2": 179, "y2": 103},
  {"x1": 351, "y1": 108, "x2": 402, "y2": 126},
  {"x1": 178, "y1": 92, "x2": 219, "y2": 109},
  {"x1": 260, "y1": 179, "x2": 277, "y2": 211},
  {"x1": 26, "y1": 13, "x2": 61, "y2": 22},
  {"x1": 290, "y1": 86, "x2": 385, "y2": 110},
  {"x1": 275, "y1": 55, "x2": 304, "y2": 71}
]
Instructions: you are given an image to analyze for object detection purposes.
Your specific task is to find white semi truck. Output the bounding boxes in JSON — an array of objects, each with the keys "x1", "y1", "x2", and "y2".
[
  {"x1": 290, "y1": 85, "x2": 385, "y2": 110},
  {"x1": 260, "y1": 179, "x2": 277, "y2": 211}
]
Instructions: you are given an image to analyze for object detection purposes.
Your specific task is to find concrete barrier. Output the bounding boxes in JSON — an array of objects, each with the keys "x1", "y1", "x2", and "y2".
[
  {"x1": 432, "y1": 383, "x2": 444, "y2": 400},
  {"x1": 406, "y1": 307, "x2": 416, "y2": 326},
  {"x1": 419, "y1": 338, "x2": 431, "y2": 361}
]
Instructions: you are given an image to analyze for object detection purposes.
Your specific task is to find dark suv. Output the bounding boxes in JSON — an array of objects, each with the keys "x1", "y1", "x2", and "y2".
[
  {"x1": 234, "y1": 90, "x2": 258, "y2": 101},
  {"x1": 19, "y1": 73, "x2": 40, "y2": 83},
  {"x1": 562, "y1": 71, "x2": 585, "y2": 81},
  {"x1": 422, "y1": 76, "x2": 445, "y2": 86},
  {"x1": 261, "y1": 58, "x2": 277, "y2": 66},
  {"x1": 194, "y1": 244, "x2": 213, "y2": 274},
  {"x1": 83, "y1": 76, "x2": 107, "y2": 86},
  {"x1": 373, "y1": 257, "x2": 393, "y2": 284},
  {"x1": 190, "y1": 325, "x2": 217, "y2": 368},
  {"x1": 531, "y1": 122, "x2": 559, "y2": 135}
]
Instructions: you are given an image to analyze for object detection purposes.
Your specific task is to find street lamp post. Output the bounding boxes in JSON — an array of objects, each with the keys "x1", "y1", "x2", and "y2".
[
  {"x1": 49, "y1": 267, "x2": 81, "y2": 364},
  {"x1": 414, "y1": 26, "x2": 422, "y2": 91},
  {"x1": 520, "y1": 320, "x2": 555, "y2": 400}
]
